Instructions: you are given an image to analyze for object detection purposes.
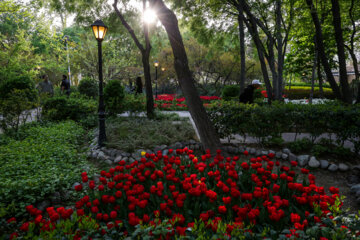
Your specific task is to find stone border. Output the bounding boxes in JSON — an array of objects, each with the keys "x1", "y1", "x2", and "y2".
[{"x1": 88, "y1": 129, "x2": 351, "y2": 174}]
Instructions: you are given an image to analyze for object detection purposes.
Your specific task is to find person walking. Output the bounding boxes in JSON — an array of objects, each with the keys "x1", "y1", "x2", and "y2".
[
  {"x1": 61, "y1": 74, "x2": 71, "y2": 96},
  {"x1": 37, "y1": 74, "x2": 54, "y2": 96},
  {"x1": 239, "y1": 79, "x2": 262, "y2": 104}
]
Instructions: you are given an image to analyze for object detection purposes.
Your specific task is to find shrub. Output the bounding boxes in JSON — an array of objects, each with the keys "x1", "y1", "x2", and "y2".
[
  {"x1": 288, "y1": 138, "x2": 313, "y2": 153},
  {"x1": 221, "y1": 85, "x2": 240, "y2": 101},
  {"x1": 0, "y1": 89, "x2": 38, "y2": 133},
  {"x1": 208, "y1": 101, "x2": 360, "y2": 153},
  {"x1": 5, "y1": 149, "x2": 360, "y2": 239},
  {"x1": 104, "y1": 80, "x2": 125, "y2": 115},
  {"x1": 284, "y1": 86, "x2": 335, "y2": 99},
  {"x1": 0, "y1": 75, "x2": 37, "y2": 102},
  {"x1": 123, "y1": 94, "x2": 145, "y2": 114},
  {"x1": 0, "y1": 76, "x2": 38, "y2": 132},
  {"x1": 78, "y1": 77, "x2": 98, "y2": 99},
  {"x1": 42, "y1": 96, "x2": 97, "y2": 123},
  {"x1": 0, "y1": 121, "x2": 89, "y2": 219}
]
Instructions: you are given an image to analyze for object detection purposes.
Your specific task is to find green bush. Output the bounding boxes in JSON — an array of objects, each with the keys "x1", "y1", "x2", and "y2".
[
  {"x1": 42, "y1": 96, "x2": 97, "y2": 123},
  {"x1": 284, "y1": 86, "x2": 335, "y2": 99},
  {"x1": 0, "y1": 121, "x2": 89, "y2": 218},
  {"x1": 104, "y1": 80, "x2": 125, "y2": 115},
  {"x1": 123, "y1": 94, "x2": 145, "y2": 114},
  {"x1": 286, "y1": 82, "x2": 331, "y2": 88},
  {"x1": 208, "y1": 101, "x2": 360, "y2": 153},
  {"x1": 0, "y1": 76, "x2": 38, "y2": 132},
  {"x1": 288, "y1": 138, "x2": 313, "y2": 153},
  {"x1": 221, "y1": 85, "x2": 240, "y2": 101},
  {"x1": 78, "y1": 77, "x2": 98, "y2": 99},
  {"x1": 0, "y1": 75, "x2": 37, "y2": 102}
]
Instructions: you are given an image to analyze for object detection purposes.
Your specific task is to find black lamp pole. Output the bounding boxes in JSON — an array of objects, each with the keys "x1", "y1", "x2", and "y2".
[
  {"x1": 154, "y1": 60, "x2": 159, "y2": 99},
  {"x1": 91, "y1": 19, "x2": 108, "y2": 147},
  {"x1": 97, "y1": 39, "x2": 106, "y2": 147},
  {"x1": 155, "y1": 66, "x2": 158, "y2": 99}
]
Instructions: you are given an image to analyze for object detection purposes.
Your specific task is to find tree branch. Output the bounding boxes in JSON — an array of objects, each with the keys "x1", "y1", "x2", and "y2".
[{"x1": 113, "y1": 0, "x2": 145, "y2": 53}]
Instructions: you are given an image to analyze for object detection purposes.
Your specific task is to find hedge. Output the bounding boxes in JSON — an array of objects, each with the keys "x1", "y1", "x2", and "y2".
[
  {"x1": 284, "y1": 86, "x2": 335, "y2": 99},
  {"x1": 208, "y1": 101, "x2": 360, "y2": 152}
]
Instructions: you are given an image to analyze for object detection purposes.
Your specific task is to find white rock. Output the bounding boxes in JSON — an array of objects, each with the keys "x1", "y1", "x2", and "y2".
[
  {"x1": 308, "y1": 156, "x2": 320, "y2": 168},
  {"x1": 339, "y1": 163, "x2": 350, "y2": 172}
]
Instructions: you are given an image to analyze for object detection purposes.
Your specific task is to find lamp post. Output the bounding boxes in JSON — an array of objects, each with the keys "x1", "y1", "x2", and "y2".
[
  {"x1": 154, "y1": 60, "x2": 159, "y2": 99},
  {"x1": 64, "y1": 35, "x2": 71, "y2": 85},
  {"x1": 91, "y1": 19, "x2": 108, "y2": 147},
  {"x1": 161, "y1": 67, "x2": 165, "y2": 94}
]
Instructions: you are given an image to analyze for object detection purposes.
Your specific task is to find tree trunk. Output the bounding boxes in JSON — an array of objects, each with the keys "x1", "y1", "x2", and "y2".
[
  {"x1": 267, "y1": 38, "x2": 278, "y2": 101},
  {"x1": 309, "y1": 38, "x2": 318, "y2": 104},
  {"x1": 149, "y1": 0, "x2": 222, "y2": 151},
  {"x1": 237, "y1": 7, "x2": 246, "y2": 95},
  {"x1": 330, "y1": 0, "x2": 352, "y2": 103},
  {"x1": 275, "y1": 0, "x2": 283, "y2": 101},
  {"x1": 305, "y1": 0, "x2": 342, "y2": 100},
  {"x1": 142, "y1": 0, "x2": 155, "y2": 118},
  {"x1": 345, "y1": 0, "x2": 359, "y2": 103},
  {"x1": 317, "y1": 53, "x2": 324, "y2": 97}
]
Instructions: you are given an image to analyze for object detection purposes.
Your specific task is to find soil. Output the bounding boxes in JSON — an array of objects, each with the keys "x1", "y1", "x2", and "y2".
[{"x1": 310, "y1": 168, "x2": 359, "y2": 213}]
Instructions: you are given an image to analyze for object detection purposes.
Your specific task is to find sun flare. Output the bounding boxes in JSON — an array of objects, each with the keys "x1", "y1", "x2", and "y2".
[{"x1": 143, "y1": 9, "x2": 157, "y2": 24}]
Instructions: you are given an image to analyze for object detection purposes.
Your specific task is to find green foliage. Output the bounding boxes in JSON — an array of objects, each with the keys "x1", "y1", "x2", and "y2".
[
  {"x1": 288, "y1": 138, "x2": 313, "y2": 153},
  {"x1": 0, "y1": 121, "x2": 88, "y2": 219},
  {"x1": 123, "y1": 94, "x2": 146, "y2": 114},
  {"x1": 208, "y1": 101, "x2": 360, "y2": 154},
  {"x1": 221, "y1": 85, "x2": 240, "y2": 101},
  {"x1": 78, "y1": 77, "x2": 98, "y2": 99},
  {"x1": 42, "y1": 95, "x2": 97, "y2": 124},
  {"x1": 106, "y1": 117, "x2": 196, "y2": 152},
  {"x1": 0, "y1": 89, "x2": 38, "y2": 133},
  {"x1": 0, "y1": 75, "x2": 37, "y2": 102},
  {"x1": 0, "y1": 75, "x2": 38, "y2": 132},
  {"x1": 284, "y1": 86, "x2": 335, "y2": 99},
  {"x1": 286, "y1": 82, "x2": 331, "y2": 88},
  {"x1": 104, "y1": 80, "x2": 125, "y2": 115}
]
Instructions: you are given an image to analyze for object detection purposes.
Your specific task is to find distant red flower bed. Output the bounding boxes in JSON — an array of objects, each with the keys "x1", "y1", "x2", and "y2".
[{"x1": 154, "y1": 94, "x2": 221, "y2": 110}]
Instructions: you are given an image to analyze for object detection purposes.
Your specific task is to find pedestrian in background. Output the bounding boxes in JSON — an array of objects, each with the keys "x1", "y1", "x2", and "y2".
[
  {"x1": 61, "y1": 74, "x2": 71, "y2": 96},
  {"x1": 239, "y1": 79, "x2": 262, "y2": 104},
  {"x1": 37, "y1": 74, "x2": 54, "y2": 96}
]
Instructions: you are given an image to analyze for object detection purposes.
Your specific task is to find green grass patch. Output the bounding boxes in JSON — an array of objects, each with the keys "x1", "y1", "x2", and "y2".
[{"x1": 105, "y1": 115, "x2": 197, "y2": 152}]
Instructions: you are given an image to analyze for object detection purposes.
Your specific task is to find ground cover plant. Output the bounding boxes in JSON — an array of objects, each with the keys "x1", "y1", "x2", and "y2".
[
  {"x1": 4, "y1": 149, "x2": 360, "y2": 239},
  {"x1": 0, "y1": 121, "x2": 94, "y2": 221},
  {"x1": 105, "y1": 115, "x2": 196, "y2": 152}
]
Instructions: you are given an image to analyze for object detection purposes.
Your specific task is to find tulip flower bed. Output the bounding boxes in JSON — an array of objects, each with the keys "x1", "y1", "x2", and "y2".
[
  {"x1": 5, "y1": 149, "x2": 360, "y2": 239},
  {"x1": 154, "y1": 94, "x2": 221, "y2": 110}
]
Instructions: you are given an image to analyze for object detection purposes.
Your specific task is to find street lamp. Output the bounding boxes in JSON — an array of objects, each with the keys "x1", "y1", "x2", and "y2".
[
  {"x1": 64, "y1": 35, "x2": 72, "y2": 86},
  {"x1": 154, "y1": 60, "x2": 159, "y2": 99},
  {"x1": 91, "y1": 19, "x2": 108, "y2": 147}
]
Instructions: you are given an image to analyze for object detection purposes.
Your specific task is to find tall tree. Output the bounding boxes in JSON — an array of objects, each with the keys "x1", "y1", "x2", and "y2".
[
  {"x1": 343, "y1": 0, "x2": 360, "y2": 102},
  {"x1": 149, "y1": 0, "x2": 222, "y2": 151},
  {"x1": 330, "y1": 0, "x2": 352, "y2": 103},
  {"x1": 113, "y1": 0, "x2": 154, "y2": 118},
  {"x1": 305, "y1": 0, "x2": 342, "y2": 100}
]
